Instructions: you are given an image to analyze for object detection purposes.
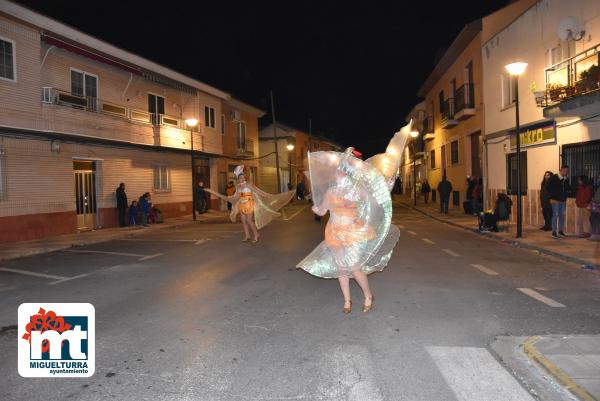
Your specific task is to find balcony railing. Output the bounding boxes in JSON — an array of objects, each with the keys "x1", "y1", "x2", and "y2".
[
  {"x1": 422, "y1": 115, "x2": 434, "y2": 134},
  {"x1": 236, "y1": 138, "x2": 255, "y2": 157},
  {"x1": 455, "y1": 83, "x2": 475, "y2": 113},
  {"x1": 536, "y1": 43, "x2": 600, "y2": 107},
  {"x1": 441, "y1": 98, "x2": 458, "y2": 128},
  {"x1": 41, "y1": 87, "x2": 185, "y2": 128}
]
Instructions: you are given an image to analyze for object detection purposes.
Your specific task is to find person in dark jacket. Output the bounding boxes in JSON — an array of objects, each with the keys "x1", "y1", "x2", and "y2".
[
  {"x1": 128, "y1": 200, "x2": 138, "y2": 226},
  {"x1": 539, "y1": 171, "x2": 553, "y2": 231},
  {"x1": 548, "y1": 166, "x2": 571, "y2": 239},
  {"x1": 116, "y1": 183, "x2": 128, "y2": 227},
  {"x1": 421, "y1": 179, "x2": 431, "y2": 204},
  {"x1": 437, "y1": 174, "x2": 453, "y2": 214},
  {"x1": 139, "y1": 193, "x2": 150, "y2": 227},
  {"x1": 196, "y1": 181, "x2": 207, "y2": 214}
]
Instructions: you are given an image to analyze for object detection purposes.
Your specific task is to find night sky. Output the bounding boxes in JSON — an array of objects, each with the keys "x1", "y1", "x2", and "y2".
[{"x1": 16, "y1": 0, "x2": 509, "y2": 156}]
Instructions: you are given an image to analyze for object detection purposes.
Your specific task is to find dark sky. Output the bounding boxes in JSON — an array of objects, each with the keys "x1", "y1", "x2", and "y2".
[{"x1": 17, "y1": 0, "x2": 509, "y2": 156}]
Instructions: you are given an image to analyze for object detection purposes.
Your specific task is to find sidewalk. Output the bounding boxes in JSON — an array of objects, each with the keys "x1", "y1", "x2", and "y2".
[
  {"x1": 395, "y1": 195, "x2": 600, "y2": 270},
  {"x1": 524, "y1": 335, "x2": 600, "y2": 401},
  {"x1": 0, "y1": 210, "x2": 229, "y2": 262}
]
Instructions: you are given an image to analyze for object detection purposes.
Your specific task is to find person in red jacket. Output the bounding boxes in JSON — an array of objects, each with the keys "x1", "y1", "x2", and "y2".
[{"x1": 576, "y1": 175, "x2": 593, "y2": 238}]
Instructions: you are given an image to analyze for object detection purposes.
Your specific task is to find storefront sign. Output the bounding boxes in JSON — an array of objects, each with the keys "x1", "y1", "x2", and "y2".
[{"x1": 510, "y1": 120, "x2": 556, "y2": 149}]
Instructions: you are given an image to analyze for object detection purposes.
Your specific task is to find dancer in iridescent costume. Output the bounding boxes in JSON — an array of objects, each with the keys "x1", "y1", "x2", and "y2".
[
  {"x1": 297, "y1": 121, "x2": 412, "y2": 313},
  {"x1": 206, "y1": 165, "x2": 294, "y2": 243}
]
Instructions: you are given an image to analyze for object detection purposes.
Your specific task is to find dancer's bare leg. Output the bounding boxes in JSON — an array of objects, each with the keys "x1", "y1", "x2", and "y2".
[
  {"x1": 352, "y1": 270, "x2": 373, "y2": 306},
  {"x1": 248, "y1": 214, "x2": 259, "y2": 241},
  {"x1": 241, "y1": 214, "x2": 251, "y2": 241},
  {"x1": 338, "y1": 276, "x2": 351, "y2": 308}
]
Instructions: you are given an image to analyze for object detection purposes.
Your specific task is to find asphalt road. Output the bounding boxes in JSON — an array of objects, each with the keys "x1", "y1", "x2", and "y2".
[{"x1": 1, "y1": 200, "x2": 599, "y2": 401}]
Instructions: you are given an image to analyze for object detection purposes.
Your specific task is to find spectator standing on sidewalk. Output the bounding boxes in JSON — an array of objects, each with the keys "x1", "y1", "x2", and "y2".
[
  {"x1": 116, "y1": 183, "x2": 128, "y2": 227},
  {"x1": 548, "y1": 166, "x2": 571, "y2": 239},
  {"x1": 589, "y1": 186, "x2": 600, "y2": 242},
  {"x1": 437, "y1": 174, "x2": 453, "y2": 214},
  {"x1": 139, "y1": 192, "x2": 150, "y2": 227},
  {"x1": 421, "y1": 179, "x2": 431, "y2": 204},
  {"x1": 196, "y1": 181, "x2": 207, "y2": 214},
  {"x1": 576, "y1": 175, "x2": 593, "y2": 238},
  {"x1": 128, "y1": 200, "x2": 138, "y2": 226},
  {"x1": 539, "y1": 171, "x2": 553, "y2": 231}
]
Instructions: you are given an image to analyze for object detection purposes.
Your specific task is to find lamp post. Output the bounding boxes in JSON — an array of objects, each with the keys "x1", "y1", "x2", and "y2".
[
  {"x1": 505, "y1": 61, "x2": 527, "y2": 238},
  {"x1": 286, "y1": 142, "x2": 295, "y2": 189},
  {"x1": 410, "y1": 129, "x2": 419, "y2": 206},
  {"x1": 185, "y1": 118, "x2": 199, "y2": 221}
]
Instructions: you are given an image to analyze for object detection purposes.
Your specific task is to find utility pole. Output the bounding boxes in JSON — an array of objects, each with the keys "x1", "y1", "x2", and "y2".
[{"x1": 270, "y1": 90, "x2": 282, "y2": 192}]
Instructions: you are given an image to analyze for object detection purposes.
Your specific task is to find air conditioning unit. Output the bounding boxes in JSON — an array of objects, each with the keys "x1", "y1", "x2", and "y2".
[{"x1": 230, "y1": 110, "x2": 242, "y2": 121}]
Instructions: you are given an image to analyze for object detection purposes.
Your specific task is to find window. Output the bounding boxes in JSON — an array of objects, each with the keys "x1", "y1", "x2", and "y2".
[
  {"x1": 148, "y1": 94, "x2": 165, "y2": 125},
  {"x1": 562, "y1": 139, "x2": 600, "y2": 197},
  {"x1": 430, "y1": 150, "x2": 436, "y2": 168},
  {"x1": 450, "y1": 140, "x2": 459, "y2": 164},
  {"x1": 221, "y1": 114, "x2": 225, "y2": 135},
  {"x1": 236, "y1": 121, "x2": 246, "y2": 149},
  {"x1": 0, "y1": 151, "x2": 6, "y2": 201},
  {"x1": 550, "y1": 40, "x2": 576, "y2": 66},
  {"x1": 152, "y1": 164, "x2": 169, "y2": 191},
  {"x1": 438, "y1": 90, "x2": 445, "y2": 113},
  {"x1": 506, "y1": 152, "x2": 527, "y2": 195},
  {"x1": 0, "y1": 37, "x2": 16, "y2": 81},
  {"x1": 502, "y1": 73, "x2": 517, "y2": 108},
  {"x1": 70, "y1": 69, "x2": 97, "y2": 98},
  {"x1": 204, "y1": 106, "x2": 216, "y2": 128}
]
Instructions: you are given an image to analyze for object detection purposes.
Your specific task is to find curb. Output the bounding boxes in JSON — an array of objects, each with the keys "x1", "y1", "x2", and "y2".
[
  {"x1": 398, "y1": 201, "x2": 600, "y2": 271},
  {"x1": 522, "y1": 336, "x2": 598, "y2": 401}
]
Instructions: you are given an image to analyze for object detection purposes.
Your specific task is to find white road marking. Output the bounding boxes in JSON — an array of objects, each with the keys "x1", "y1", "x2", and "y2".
[
  {"x1": 517, "y1": 288, "x2": 566, "y2": 308},
  {"x1": 138, "y1": 253, "x2": 163, "y2": 261},
  {"x1": 422, "y1": 238, "x2": 435, "y2": 244},
  {"x1": 407, "y1": 230, "x2": 417, "y2": 236},
  {"x1": 195, "y1": 239, "x2": 210, "y2": 245},
  {"x1": 426, "y1": 346, "x2": 536, "y2": 401},
  {"x1": 442, "y1": 249, "x2": 460, "y2": 257},
  {"x1": 64, "y1": 249, "x2": 146, "y2": 258},
  {"x1": 283, "y1": 204, "x2": 310, "y2": 221},
  {"x1": 48, "y1": 273, "x2": 90, "y2": 285},
  {"x1": 470, "y1": 264, "x2": 499, "y2": 276},
  {"x1": 0, "y1": 267, "x2": 66, "y2": 280}
]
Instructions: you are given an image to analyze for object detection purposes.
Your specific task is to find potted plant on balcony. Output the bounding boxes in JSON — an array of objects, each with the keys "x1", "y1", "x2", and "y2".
[
  {"x1": 577, "y1": 65, "x2": 600, "y2": 93},
  {"x1": 547, "y1": 83, "x2": 565, "y2": 102},
  {"x1": 530, "y1": 82, "x2": 546, "y2": 105}
]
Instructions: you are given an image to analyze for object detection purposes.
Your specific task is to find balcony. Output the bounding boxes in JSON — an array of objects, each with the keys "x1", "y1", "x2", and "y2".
[
  {"x1": 421, "y1": 115, "x2": 435, "y2": 141},
  {"x1": 534, "y1": 44, "x2": 600, "y2": 118},
  {"x1": 38, "y1": 87, "x2": 222, "y2": 155},
  {"x1": 454, "y1": 83, "x2": 475, "y2": 120},
  {"x1": 236, "y1": 138, "x2": 255, "y2": 158},
  {"x1": 441, "y1": 98, "x2": 458, "y2": 129}
]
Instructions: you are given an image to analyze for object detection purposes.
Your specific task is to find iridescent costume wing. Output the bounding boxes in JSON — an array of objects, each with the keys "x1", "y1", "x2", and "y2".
[
  {"x1": 297, "y1": 149, "x2": 399, "y2": 278},
  {"x1": 297, "y1": 121, "x2": 412, "y2": 278},
  {"x1": 250, "y1": 185, "x2": 294, "y2": 230},
  {"x1": 205, "y1": 186, "x2": 294, "y2": 230}
]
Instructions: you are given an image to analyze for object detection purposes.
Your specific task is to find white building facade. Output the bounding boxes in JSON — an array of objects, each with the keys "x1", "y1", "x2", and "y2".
[{"x1": 482, "y1": 0, "x2": 600, "y2": 233}]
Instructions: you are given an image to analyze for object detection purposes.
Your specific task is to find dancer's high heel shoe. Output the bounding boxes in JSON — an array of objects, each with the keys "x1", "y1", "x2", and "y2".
[
  {"x1": 362, "y1": 296, "x2": 374, "y2": 313},
  {"x1": 343, "y1": 300, "x2": 352, "y2": 314}
]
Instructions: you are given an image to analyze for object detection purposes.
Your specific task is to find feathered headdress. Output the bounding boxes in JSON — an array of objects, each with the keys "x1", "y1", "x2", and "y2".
[{"x1": 234, "y1": 165, "x2": 245, "y2": 178}]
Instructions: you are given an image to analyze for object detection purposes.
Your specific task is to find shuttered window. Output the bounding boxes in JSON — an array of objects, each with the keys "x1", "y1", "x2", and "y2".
[{"x1": 152, "y1": 164, "x2": 169, "y2": 192}]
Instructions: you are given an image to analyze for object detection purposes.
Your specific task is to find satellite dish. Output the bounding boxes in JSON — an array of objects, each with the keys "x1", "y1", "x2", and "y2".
[{"x1": 557, "y1": 16, "x2": 585, "y2": 41}]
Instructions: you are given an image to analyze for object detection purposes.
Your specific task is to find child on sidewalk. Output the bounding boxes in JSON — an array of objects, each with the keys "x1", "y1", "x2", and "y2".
[{"x1": 128, "y1": 200, "x2": 138, "y2": 226}]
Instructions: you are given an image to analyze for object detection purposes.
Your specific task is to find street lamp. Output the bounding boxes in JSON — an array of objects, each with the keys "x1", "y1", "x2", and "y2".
[
  {"x1": 286, "y1": 142, "x2": 295, "y2": 190},
  {"x1": 185, "y1": 118, "x2": 199, "y2": 221},
  {"x1": 410, "y1": 129, "x2": 419, "y2": 206},
  {"x1": 505, "y1": 61, "x2": 527, "y2": 238}
]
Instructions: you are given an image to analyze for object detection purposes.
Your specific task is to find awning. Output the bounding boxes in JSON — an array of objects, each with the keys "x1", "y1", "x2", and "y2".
[{"x1": 42, "y1": 33, "x2": 142, "y2": 75}]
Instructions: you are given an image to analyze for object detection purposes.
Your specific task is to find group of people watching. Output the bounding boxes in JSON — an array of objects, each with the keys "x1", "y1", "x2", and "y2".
[
  {"x1": 540, "y1": 166, "x2": 600, "y2": 241},
  {"x1": 116, "y1": 183, "x2": 162, "y2": 228}
]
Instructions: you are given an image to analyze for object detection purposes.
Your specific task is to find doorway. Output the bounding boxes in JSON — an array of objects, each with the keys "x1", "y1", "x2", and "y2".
[
  {"x1": 441, "y1": 145, "x2": 447, "y2": 175},
  {"x1": 470, "y1": 131, "x2": 482, "y2": 178},
  {"x1": 73, "y1": 160, "x2": 97, "y2": 231}
]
